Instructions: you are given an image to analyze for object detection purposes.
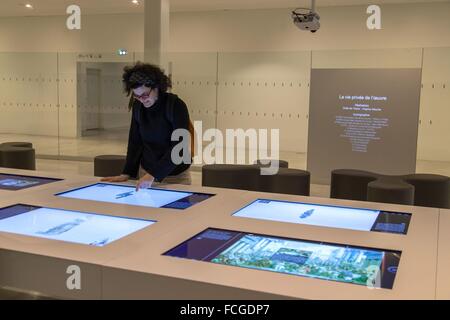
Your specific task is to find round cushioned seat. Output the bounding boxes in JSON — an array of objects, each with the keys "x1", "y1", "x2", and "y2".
[
  {"x1": 0, "y1": 146, "x2": 36, "y2": 170},
  {"x1": 202, "y1": 164, "x2": 260, "y2": 191},
  {"x1": 0, "y1": 142, "x2": 33, "y2": 148},
  {"x1": 257, "y1": 168, "x2": 310, "y2": 196},
  {"x1": 330, "y1": 169, "x2": 378, "y2": 201},
  {"x1": 367, "y1": 178, "x2": 415, "y2": 206},
  {"x1": 403, "y1": 174, "x2": 450, "y2": 209},
  {"x1": 94, "y1": 155, "x2": 127, "y2": 177}
]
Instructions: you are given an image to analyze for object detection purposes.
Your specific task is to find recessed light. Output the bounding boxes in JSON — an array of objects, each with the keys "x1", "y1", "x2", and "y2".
[
  {"x1": 131, "y1": 0, "x2": 139, "y2": 5},
  {"x1": 24, "y1": 3, "x2": 33, "y2": 9}
]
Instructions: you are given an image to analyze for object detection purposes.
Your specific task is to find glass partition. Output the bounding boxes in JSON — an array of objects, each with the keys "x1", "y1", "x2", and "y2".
[
  {"x1": 0, "y1": 48, "x2": 449, "y2": 179},
  {"x1": 0, "y1": 52, "x2": 60, "y2": 156}
]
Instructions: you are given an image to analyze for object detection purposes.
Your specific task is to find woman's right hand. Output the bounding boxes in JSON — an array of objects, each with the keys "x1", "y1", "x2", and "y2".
[{"x1": 100, "y1": 174, "x2": 129, "y2": 183}]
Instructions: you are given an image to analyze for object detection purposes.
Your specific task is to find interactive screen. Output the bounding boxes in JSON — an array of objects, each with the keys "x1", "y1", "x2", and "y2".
[
  {"x1": 0, "y1": 173, "x2": 61, "y2": 191},
  {"x1": 165, "y1": 228, "x2": 401, "y2": 289},
  {"x1": 233, "y1": 199, "x2": 411, "y2": 234},
  {"x1": 56, "y1": 183, "x2": 213, "y2": 210},
  {"x1": 0, "y1": 204, "x2": 154, "y2": 246}
]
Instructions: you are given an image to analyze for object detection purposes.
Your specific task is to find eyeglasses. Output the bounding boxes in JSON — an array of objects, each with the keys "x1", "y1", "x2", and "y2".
[{"x1": 133, "y1": 88, "x2": 153, "y2": 101}]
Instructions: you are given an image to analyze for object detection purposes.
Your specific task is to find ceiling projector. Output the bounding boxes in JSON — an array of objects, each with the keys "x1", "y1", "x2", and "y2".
[{"x1": 292, "y1": 0, "x2": 320, "y2": 33}]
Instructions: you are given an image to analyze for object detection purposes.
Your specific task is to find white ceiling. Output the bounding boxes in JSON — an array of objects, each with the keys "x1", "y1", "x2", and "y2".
[{"x1": 0, "y1": 0, "x2": 448, "y2": 17}]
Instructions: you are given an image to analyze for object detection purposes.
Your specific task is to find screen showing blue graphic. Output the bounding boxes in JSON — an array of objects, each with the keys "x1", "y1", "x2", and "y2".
[
  {"x1": 164, "y1": 228, "x2": 401, "y2": 289},
  {"x1": 0, "y1": 173, "x2": 61, "y2": 191},
  {"x1": 56, "y1": 183, "x2": 213, "y2": 210},
  {"x1": 233, "y1": 199, "x2": 411, "y2": 234},
  {"x1": 0, "y1": 204, "x2": 155, "y2": 246}
]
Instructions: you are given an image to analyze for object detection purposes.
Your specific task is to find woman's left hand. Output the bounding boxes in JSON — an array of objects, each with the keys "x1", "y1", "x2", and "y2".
[{"x1": 136, "y1": 173, "x2": 155, "y2": 191}]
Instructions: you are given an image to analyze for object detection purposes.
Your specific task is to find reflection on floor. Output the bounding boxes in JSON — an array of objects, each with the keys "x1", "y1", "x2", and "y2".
[
  {"x1": 0, "y1": 130, "x2": 128, "y2": 158},
  {"x1": 0, "y1": 287, "x2": 53, "y2": 300}
]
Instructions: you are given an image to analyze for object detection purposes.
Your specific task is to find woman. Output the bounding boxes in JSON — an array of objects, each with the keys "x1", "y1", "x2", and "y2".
[{"x1": 102, "y1": 62, "x2": 192, "y2": 190}]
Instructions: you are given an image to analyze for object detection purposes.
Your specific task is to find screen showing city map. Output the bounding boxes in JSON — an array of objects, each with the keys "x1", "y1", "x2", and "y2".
[{"x1": 164, "y1": 228, "x2": 401, "y2": 289}]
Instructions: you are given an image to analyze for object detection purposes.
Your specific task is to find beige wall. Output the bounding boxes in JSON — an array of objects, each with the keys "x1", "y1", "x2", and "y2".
[
  {"x1": 0, "y1": 3, "x2": 449, "y2": 52},
  {"x1": 171, "y1": 3, "x2": 450, "y2": 52}
]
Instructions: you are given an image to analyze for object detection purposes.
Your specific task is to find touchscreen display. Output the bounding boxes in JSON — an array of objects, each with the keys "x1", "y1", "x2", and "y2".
[
  {"x1": 0, "y1": 173, "x2": 61, "y2": 191},
  {"x1": 57, "y1": 183, "x2": 213, "y2": 210},
  {"x1": 165, "y1": 228, "x2": 401, "y2": 289},
  {"x1": 0, "y1": 204, "x2": 155, "y2": 246},
  {"x1": 233, "y1": 199, "x2": 411, "y2": 234}
]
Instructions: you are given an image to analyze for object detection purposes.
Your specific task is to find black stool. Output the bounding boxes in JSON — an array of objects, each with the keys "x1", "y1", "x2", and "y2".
[
  {"x1": 404, "y1": 174, "x2": 450, "y2": 209},
  {"x1": 202, "y1": 164, "x2": 260, "y2": 191},
  {"x1": 330, "y1": 169, "x2": 378, "y2": 201},
  {"x1": 94, "y1": 155, "x2": 127, "y2": 177},
  {"x1": 367, "y1": 178, "x2": 415, "y2": 206},
  {"x1": 257, "y1": 168, "x2": 310, "y2": 196},
  {"x1": 0, "y1": 146, "x2": 36, "y2": 170},
  {"x1": 0, "y1": 142, "x2": 33, "y2": 148}
]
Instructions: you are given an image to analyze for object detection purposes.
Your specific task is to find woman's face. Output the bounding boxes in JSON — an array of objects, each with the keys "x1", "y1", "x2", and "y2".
[{"x1": 133, "y1": 85, "x2": 159, "y2": 108}]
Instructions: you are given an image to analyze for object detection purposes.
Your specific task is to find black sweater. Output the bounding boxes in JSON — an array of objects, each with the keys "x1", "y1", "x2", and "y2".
[{"x1": 122, "y1": 92, "x2": 191, "y2": 182}]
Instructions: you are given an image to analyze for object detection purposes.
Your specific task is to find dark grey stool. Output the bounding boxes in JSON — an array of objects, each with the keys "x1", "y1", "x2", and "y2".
[
  {"x1": 404, "y1": 174, "x2": 450, "y2": 209},
  {"x1": 0, "y1": 146, "x2": 36, "y2": 170},
  {"x1": 257, "y1": 168, "x2": 310, "y2": 196},
  {"x1": 255, "y1": 159, "x2": 289, "y2": 168},
  {"x1": 330, "y1": 169, "x2": 378, "y2": 201},
  {"x1": 367, "y1": 178, "x2": 415, "y2": 206},
  {"x1": 94, "y1": 155, "x2": 127, "y2": 177},
  {"x1": 202, "y1": 164, "x2": 260, "y2": 191},
  {"x1": 0, "y1": 142, "x2": 33, "y2": 148},
  {"x1": 330, "y1": 168, "x2": 449, "y2": 208}
]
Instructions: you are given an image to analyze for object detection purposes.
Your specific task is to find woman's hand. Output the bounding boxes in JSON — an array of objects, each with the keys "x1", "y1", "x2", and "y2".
[
  {"x1": 136, "y1": 173, "x2": 155, "y2": 191},
  {"x1": 101, "y1": 174, "x2": 129, "y2": 183}
]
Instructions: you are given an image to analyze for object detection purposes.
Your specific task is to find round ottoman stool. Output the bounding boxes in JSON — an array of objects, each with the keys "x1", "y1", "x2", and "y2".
[
  {"x1": 94, "y1": 155, "x2": 127, "y2": 177},
  {"x1": 330, "y1": 169, "x2": 378, "y2": 201},
  {"x1": 403, "y1": 174, "x2": 450, "y2": 209},
  {"x1": 0, "y1": 142, "x2": 33, "y2": 148},
  {"x1": 0, "y1": 146, "x2": 36, "y2": 170},
  {"x1": 367, "y1": 178, "x2": 415, "y2": 206}
]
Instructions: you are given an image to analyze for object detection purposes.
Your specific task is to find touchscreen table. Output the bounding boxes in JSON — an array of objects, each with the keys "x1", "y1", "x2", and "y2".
[
  {"x1": 56, "y1": 183, "x2": 213, "y2": 210},
  {"x1": 0, "y1": 204, "x2": 154, "y2": 246},
  {"x1": 165, "y1": 228, "x2": 401, "y2": 289},
  {"x1": 233, "y1": 199, "x2": 411, "y2": 234},
  {"x1": 0, "y1": 173, "x2": 61, "y2": 191}
]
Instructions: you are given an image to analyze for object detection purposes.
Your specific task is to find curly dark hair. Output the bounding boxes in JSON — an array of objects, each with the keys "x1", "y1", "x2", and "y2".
[{"x1": 122, "y1": 62, "x2": 172, "y2": 98}]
